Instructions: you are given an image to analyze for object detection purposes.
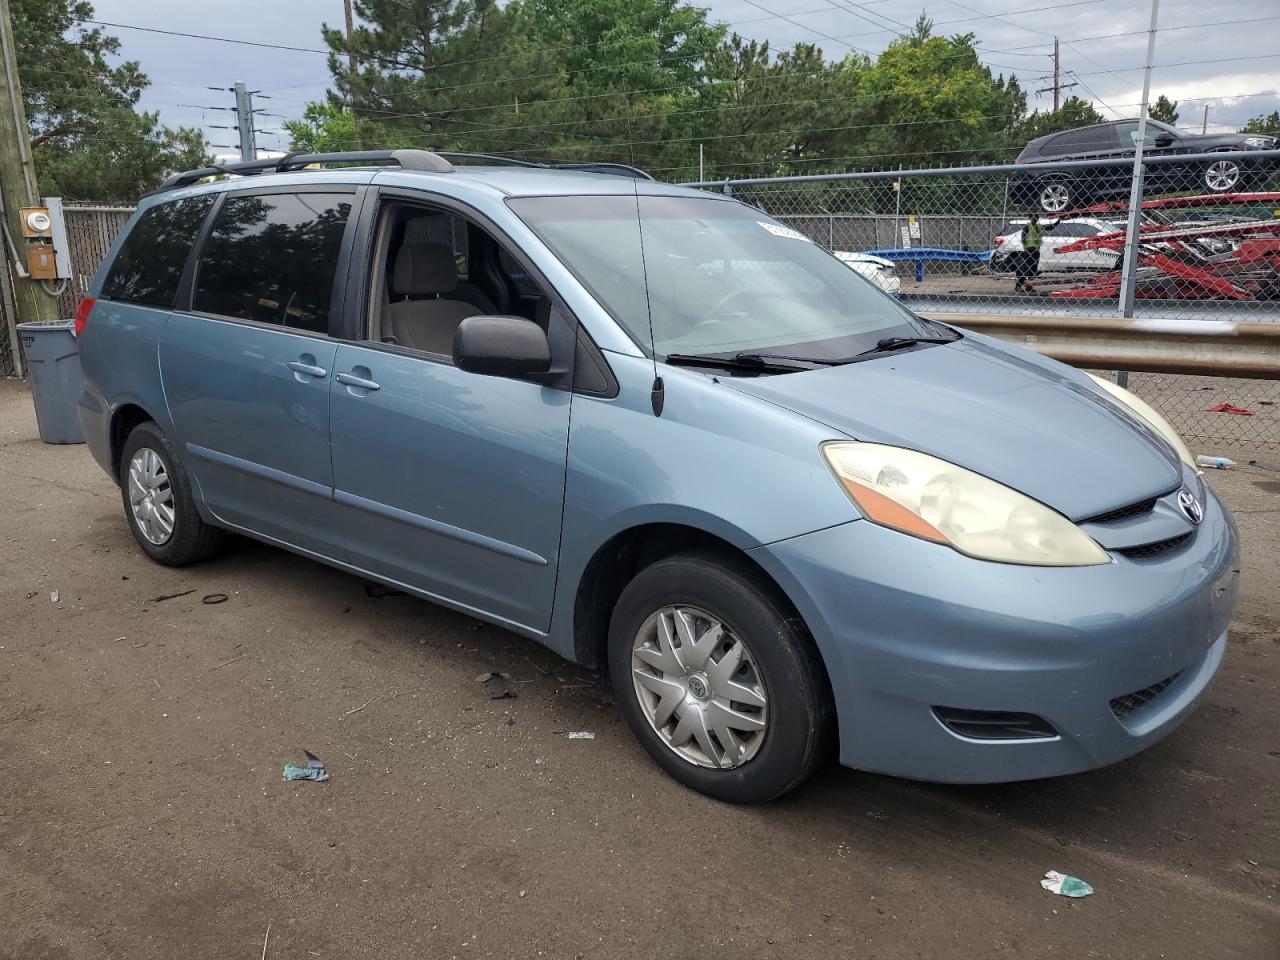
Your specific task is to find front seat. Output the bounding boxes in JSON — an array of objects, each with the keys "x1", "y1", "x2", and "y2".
[{"x1": 387, "y1": 242, "x2": 481, "y2": 355}]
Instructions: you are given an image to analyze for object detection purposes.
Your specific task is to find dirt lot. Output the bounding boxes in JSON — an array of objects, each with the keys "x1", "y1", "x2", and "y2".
[{"x1": 2, "y1": 378, "x2": 1278, "y2": 960}]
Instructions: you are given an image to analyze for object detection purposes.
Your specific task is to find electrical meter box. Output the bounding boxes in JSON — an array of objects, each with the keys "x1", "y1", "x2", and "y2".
[
  {"x1": 26, "y1": 244, "x2": 57, "y2": 280},
  {"x1": 17, "y1": 198, "x2": 72, "y2": 280}
]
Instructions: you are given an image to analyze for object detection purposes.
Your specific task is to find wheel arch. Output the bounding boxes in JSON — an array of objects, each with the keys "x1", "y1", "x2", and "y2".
[
  {"x1": 571, "y1": 522, "x2": 823, "y2": 681},
  {"x1": 108, "y1": 402, "x2": 160, "y2": 484}
]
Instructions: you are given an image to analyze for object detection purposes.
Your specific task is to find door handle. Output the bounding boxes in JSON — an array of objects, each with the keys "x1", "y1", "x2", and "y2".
[
  {"x1": 336, "y1": 371, "x2": 380, "y2": 391},
  {"x1": 287, "y1": 360, "x2": 328, "y2": 378}
]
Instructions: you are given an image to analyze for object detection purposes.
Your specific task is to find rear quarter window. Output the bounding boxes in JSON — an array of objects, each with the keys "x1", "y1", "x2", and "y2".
[
  {"x1": 193, "y1": 192, "x2": 353, "y2": 333},
  {"x1": 100, "y1": 194, "x2": 215, "y2": 307}
]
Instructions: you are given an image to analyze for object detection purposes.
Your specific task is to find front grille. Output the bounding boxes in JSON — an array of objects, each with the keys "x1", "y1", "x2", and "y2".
[
  {"x1": 1118, "y1": 532, "x2": 1193, "y2": 560},
  {"x1": 1084, "y1": 497, "x2": 1158, "y2": 524},
  {"x1": 1110, "y1": 670, "x2": 1184, "y2": 720},
  {"x1": 933, "y1": 707, "x2": 1057, "y2": 740}
]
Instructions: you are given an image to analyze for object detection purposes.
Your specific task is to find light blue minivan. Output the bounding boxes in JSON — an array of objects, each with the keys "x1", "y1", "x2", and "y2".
[{"x1": 76, "y1": 150, "x2": 1240, "y2": 802}]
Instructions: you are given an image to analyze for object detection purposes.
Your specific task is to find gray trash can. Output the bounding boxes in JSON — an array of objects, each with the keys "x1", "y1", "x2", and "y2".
[{"x1": 18, "y1": 321, "x2": 85, "y2": 444}]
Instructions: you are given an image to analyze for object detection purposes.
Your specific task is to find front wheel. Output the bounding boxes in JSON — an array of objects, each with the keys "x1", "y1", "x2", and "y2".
[
  {"x1": 608, "y1": 552, "x2": 833, "y2": 803},
  {"x1": 1204, "y1": 157, "x2": 1242, "y2": 193},
  {"x1": 120, "y1": 421, "x2": 225, "y2": 566}
]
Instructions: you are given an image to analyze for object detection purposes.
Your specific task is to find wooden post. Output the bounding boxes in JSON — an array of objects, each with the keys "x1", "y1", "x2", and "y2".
[{"x1": 0, "y1": 0, "x2": 59, "y2": 343}]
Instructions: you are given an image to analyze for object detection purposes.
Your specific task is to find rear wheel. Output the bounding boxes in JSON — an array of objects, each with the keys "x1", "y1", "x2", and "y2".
[
  {"x1": 120, "y1": 421, "x2": 224, "y2": 566},
  {"x1": 608, "y1": 552, "x2": 832, "y2": 803},
  {"x1": 1203, "y1": 157, "x2": 1242, "y2": 193}
]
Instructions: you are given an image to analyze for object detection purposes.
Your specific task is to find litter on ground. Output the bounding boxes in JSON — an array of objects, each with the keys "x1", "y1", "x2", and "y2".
[
  {"x1": 282, "y1": 750, "x2": 329, "y2": 782},
  {"x1": 1041, "y1": 870, "x2": 1094, "y2": 898}
]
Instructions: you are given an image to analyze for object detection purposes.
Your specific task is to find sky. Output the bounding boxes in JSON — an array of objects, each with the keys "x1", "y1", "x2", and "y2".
[{"x1": 84, "y1": 0, "x2": 1280, "y2": 161}]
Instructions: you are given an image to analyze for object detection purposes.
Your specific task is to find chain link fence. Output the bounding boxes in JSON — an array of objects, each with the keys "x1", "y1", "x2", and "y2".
[{"x1": 699, "y1": 149, "x2": 1280, "y2": 449}]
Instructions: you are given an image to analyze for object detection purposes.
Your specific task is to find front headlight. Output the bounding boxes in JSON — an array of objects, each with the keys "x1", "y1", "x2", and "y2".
[
  {"x1": 821, "y1": 442, "x2": 1109, "y2": 566},
  {"x1": 1086, "y1": 374, "x2": 1195, "y2": 469},
  {"x1": 1243, "y1": 137, "x2": 1274, "y2": 148}
]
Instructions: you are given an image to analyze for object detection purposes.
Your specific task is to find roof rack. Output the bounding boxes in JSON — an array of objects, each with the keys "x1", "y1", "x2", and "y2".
[
  {"x1": 435, "y1": 152, "x2": 544, "y2": 168},
  {"x1": 153, "y1": 149, "x2": 455, "y2": 193},
  {"x1": 151, "y1": 148, "x2": 654, "y2": 195},
  {"x1": 436, "y1": 152, "x2": 653, "y2": 179},
  {"x1": 551, "y1": 162, "x2": 654, "y2": 180}
]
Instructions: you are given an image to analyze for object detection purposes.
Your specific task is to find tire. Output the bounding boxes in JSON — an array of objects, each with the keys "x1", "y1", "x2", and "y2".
[
  {"x1": 608, "y1": 551, "x2": 833, "y2": 803},
  {"x1": 1203, "y1": 156, "x2": 1242, "y2": 193},
  {"x1": 119, "y1": 421, "x2": 224, "y2": 566},
  {"x1": 1036, "y1": 177, "x2": 1072, "y2": 214}
]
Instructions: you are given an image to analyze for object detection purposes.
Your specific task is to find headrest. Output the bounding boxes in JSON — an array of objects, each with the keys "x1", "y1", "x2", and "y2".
[{"x1": 392, "y1": 242, "x2": 457, "y2": 296}]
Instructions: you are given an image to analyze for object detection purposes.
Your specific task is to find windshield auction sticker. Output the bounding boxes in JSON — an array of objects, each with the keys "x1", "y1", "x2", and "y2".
[{"x1": 757, "y1": 221, "x2": 812, "y2": 242}]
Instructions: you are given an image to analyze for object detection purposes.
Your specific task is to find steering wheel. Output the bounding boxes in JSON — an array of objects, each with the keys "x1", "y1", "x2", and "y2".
[{"x1": 694, "y1": 288, "x2": 753, "y2": 327}]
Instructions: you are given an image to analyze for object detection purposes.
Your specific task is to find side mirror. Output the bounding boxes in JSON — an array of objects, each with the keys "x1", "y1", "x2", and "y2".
[
  {"x1": 1153, "y1": 133, "x2": 1174, "y2": 148},
  {"x1": 453, "y1": 315, "x2": 551, "y2": 377}
]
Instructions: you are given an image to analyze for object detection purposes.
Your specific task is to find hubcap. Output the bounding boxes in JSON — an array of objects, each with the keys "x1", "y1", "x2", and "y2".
[
  {"x1": 631, "y1": 606, "x2": 768, "y2": 770},
  {"x1": 1205, "y1": 159, "x2": 1240, "y2": 191},
  {"x1": 127, "y1": 447, "x2": 176, "y2": 545},
  {"x1": 1040, "y1": 182, "x2": 1070, "y2": 212}
]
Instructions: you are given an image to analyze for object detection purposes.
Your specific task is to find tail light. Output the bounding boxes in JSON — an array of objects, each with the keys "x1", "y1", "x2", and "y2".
[
  {"x1": 74, "y1": 297, "x2": 95, "y2": 337},
  {"x1": 993, "y1": 236, "x2": 1005, "y2": 246}
]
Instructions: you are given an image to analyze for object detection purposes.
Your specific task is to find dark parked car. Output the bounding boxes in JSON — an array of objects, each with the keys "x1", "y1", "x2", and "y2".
[{"x1": 1010, "y1": 119, "x2": 1278, "y2": 213}]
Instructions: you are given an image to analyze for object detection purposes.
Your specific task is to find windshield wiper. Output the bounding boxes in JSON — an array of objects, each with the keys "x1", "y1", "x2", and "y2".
[
  {"x1": 664, "y1": 352, "x2": 837, "y2": 373},
  {"x1": 850, "y1": 335, "x2": 955, "y2": 358}
]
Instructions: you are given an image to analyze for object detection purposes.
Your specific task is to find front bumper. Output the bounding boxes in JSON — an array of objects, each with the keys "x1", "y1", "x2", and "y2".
[{"x1": 751, "y1": 487, "x2": 1240, "y2": 783}]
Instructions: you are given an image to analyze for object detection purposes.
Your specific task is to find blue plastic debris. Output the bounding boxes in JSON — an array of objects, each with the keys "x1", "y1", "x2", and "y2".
[
  {"x1": 1041, "y1": 870, "x2": 1093, "y2": 898},
  {"x1": 282, "y1": 750, "x2": 329, "y2": 782}
]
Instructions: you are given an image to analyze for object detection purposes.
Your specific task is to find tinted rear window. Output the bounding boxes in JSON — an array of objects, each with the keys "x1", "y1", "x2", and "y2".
[
  {"x1": 101, "y1": 195, "x2": 215, "y2": 307},
  {"x1": 193, "y1": 192, "x2": 352, "y2": 333}
]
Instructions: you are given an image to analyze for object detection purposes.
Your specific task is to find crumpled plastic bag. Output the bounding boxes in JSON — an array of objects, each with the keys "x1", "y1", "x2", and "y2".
[
  {"x1": 282, "y1": 750, "x2": 329, "y2": 782},
  {"x1": 1041, "y1": 870, "x2": 1093, "y2": 898}
]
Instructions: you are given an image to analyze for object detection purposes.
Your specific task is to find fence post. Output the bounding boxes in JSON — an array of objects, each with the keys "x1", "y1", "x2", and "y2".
[{"x1": 1117, "y1": 0, "x2": 1159, "y2": 324}]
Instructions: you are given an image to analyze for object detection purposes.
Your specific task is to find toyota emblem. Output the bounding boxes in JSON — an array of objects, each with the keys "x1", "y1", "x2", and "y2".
[{"x1": 1177, "y1": 487, "x2": 1204, "y2": 525}]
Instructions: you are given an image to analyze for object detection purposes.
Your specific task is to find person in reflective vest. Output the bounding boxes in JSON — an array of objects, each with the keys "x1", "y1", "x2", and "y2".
[{"x1": 1015, "y1": 214, "x2": 1044, "y2": 292}]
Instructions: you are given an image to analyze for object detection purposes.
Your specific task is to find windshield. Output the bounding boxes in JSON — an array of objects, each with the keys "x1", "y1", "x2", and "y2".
[{"x1": 508, "y1": 194, "x2": 932, "y2": 360}]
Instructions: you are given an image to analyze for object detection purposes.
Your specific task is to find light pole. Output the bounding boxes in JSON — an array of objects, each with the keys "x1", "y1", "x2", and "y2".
[{"x1": 1117, "y1": 0, "x2": 1160, "y2": 321}]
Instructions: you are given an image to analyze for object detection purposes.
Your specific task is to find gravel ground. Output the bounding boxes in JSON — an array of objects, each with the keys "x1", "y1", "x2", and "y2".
[{"x1": 2, "y1": 378, "x2": 1278, "y2": 960}]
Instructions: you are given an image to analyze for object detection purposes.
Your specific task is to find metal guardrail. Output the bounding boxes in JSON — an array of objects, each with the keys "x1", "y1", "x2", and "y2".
[{"x1": 929, "y1": 313, "x2": 1280, "y2": 379}]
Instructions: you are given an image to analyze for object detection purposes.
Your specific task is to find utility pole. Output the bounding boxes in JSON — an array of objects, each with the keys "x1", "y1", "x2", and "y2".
[
  {"x1": 343, "y1": 0, "x2": 357, "y2": 77},
  {"x1": 233, "y1": 80, "x2": 256, "y2": 161},
  {"x1": 1052, "y1": 37, "x2": 1060, "y2": 111},
  {"x1": 1036, "y1": 37, "x2": 1077, "y2": 112},
  {"x1": 1117, "y1": 0, "x2": 1159, "y2": 322},
  {"x1": 0, "y1": 0, "x2": 59, "y2": 341},
  {"x1": 342, "y1": 0, "x2": 364, "y2": 150},
  {"x1": 1201, "y1": 104, "x2": 1209, "y2": 134}
]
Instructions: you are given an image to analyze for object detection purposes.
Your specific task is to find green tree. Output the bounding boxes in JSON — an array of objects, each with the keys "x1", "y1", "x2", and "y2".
[
  {"x1": 1016, "y1": 96, "x2": 1105, "y2": 143},
  {"x1": 854, "y1": 19, "x2": 1026, "y2": 170},
  {"x1": 1149, "y1": 94, "x2": 1179, "y2": 125},
  {"x1": 1241, "y1": 111, "x2": 1280, "y2": 135},
  {"x1": 283, "y1": 102, "x2": 361, "y2": 153},
  {"x1": 13, "y1": 0, "x2": 209, "y2": 200},
  {"x1": 319, "y1": 0, "x2": 561, "y2": 156}
]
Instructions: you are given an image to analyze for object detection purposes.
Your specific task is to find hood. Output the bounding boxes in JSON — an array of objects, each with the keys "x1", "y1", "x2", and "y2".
[
  {"x1": 723, "y1": 336, "x2": 1182, "y2": 521},
  {"x1": 837, "y1": 252, "x2": 894, "y2": 269},
  {"x1": 1184, "y1": 132, "x2": 1275, "y2": 150}
]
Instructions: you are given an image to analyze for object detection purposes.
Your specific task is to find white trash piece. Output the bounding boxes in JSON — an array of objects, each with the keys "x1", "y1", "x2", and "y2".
[
  {"x1": 1195, "y1": 455, "x2": 1235, "y2": 470},
  {"x1": 566, "y1": 731, "x2": 595, "y2": 740},
  {"x1": 1040, "y1": 870, "x2": 1094, "y2": 898}
]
